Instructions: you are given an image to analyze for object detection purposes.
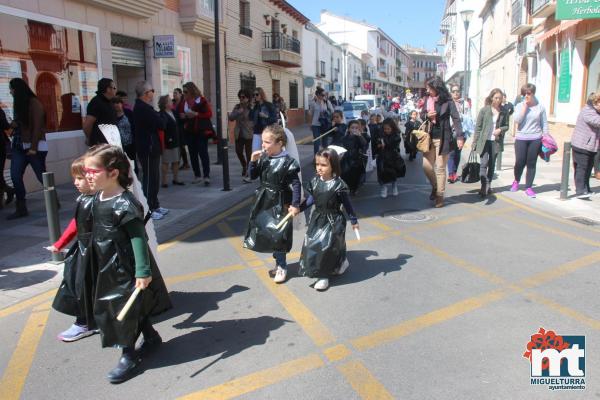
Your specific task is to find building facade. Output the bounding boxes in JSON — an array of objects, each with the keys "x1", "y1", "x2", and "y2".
[{"x1": 404, "y1": 46, "x2": 443, "y2": 97}]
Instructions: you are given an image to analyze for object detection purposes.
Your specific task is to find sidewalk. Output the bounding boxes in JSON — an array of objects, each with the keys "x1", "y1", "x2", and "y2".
[{"x1": 0, "y1": 124, "x2": 314, "y2": 309}]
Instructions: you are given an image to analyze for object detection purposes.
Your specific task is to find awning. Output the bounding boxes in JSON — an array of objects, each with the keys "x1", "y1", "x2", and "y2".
[{"x1": 536, "y1": 20, "x2": 582, "y2": 43}]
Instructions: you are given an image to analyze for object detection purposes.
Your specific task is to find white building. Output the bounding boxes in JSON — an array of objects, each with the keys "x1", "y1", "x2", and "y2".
[
  {"x1": 345, "y1": 52, "x2": 363, "y2": 100},
  {"x1": 302, "y1": 23, "x2": 343, "y2": 107}
]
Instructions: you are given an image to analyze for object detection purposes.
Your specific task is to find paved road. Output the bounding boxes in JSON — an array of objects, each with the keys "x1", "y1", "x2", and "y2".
[{"x1": 1, "y1": 134, "x2": 599, "y2": 399}]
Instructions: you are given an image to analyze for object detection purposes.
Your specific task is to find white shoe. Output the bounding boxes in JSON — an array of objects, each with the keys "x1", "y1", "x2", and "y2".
[
  {"x1": 335, "y1": 259, "x2": 349, "y2": 275},
  {"x1": 273, "y1": 266, "x2": 287, "y2": 283},
  {"x1": 380, "y1": 185, "x2": 388, "y2": 198},
  {"x1": 242, "y1": 176, "x2": 251, "y2": 183},
  {"x1": 155, "y1": 207, "x2": 169, "y2": 215},
  {"x1": 192, "y1": 177, "x2": 202, "y2": 184},
  {"x1": 392, "y1": 183, "x2": 399, "y2": 196},
  {"x1": 150, "y1": 211, "x2": 164, "y2": 220},
  {"x1": 314, "y1": 278, "x2": 329, "y2": 291},
  {"x1": 204, "y1": 177, "x2": 211, "y2": 186}
]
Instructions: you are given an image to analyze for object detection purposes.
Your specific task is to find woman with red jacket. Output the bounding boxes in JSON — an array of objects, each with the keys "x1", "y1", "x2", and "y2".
[{"x1": 180, "y1": 82, "x2": 212, "y2": 185}]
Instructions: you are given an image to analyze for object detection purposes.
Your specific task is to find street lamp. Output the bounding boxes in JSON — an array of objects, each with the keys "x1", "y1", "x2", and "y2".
[{"x1": 460, "y1": 8, "x2": 474, "y2": 102}]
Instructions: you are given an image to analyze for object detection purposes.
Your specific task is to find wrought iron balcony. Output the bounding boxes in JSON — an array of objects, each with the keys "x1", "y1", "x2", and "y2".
[
  {"x1": 262, "y1": 32, "x2": 301, "y2": 67},
  {"x1": 239, "y1": 26, "x2": 253, "y2": 37},
  {"x1": 511, "y1": 0, "x2": 533, "y2": 35}
]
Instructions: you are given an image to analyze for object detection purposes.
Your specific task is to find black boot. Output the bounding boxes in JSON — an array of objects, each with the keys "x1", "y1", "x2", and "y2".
[
  {"x1": 5, "y1": 186, "x2": 15, "y2": 205},
  {"x1": 107, "y1": 350, "x2": 139, "y2": 384},
  {"x1": 479, "y1": 177, "x2": 488, "y2": 198},
  {"x1": 6, "y1": 199, "x2": 28, "y2": 220}
]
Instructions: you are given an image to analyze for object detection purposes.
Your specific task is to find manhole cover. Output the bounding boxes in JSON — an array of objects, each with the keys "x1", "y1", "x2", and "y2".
[
  {"x1": 566, "y1": 216, "x2": 600, "y2": 226},
  {"x1": 383, "y1": 209, "x2": 435, "y2": 223}
]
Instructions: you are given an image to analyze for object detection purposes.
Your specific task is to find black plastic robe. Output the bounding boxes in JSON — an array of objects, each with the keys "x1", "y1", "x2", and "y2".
[
  {"x1": 341, "y1": 134, "x2": 367, "y2": 191},
  {"x1": 376, "y1": 132, "x2": 404, "y2": 183},
  {"x1": 91, "y1": 191, "x2": 171, "y2": 348},
  {"x1": 299, "y1": 177, "x2": 348, "y2": 278},
  {"x1": 243, "y1": 155, "x2": 300, "y2": 253},
  {"x1": 52, "y1": 194, "x2": 96, "y2": 328}
]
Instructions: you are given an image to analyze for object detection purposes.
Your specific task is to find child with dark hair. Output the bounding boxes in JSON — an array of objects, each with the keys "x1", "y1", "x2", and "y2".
[
  {"x1": 341, "y1": 120, "x2": 368, "y2": 194},
  {"x1": 243, "y1": 125, "x2": 301, "y2": 284},
  {"x1": 299, "y1": 148, "x2": 359, "y2": 291},
  {"x1": 84, "y1": 144, "x2": 171, "y2": 383},
  {"x1": 49, "y1": 156, "x2": 98, "y2": 342},
  {"x1": 377, "y1": 118, "x2": 404, "y2": 198},
  {"x1": 324, "y1": 110, "x2": 346, "y2": 147}
]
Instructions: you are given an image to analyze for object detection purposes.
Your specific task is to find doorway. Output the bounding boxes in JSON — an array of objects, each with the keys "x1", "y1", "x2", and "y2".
[
  {"x1": 111, "y1": 33, "x2": 145, "y2": 102},
  {"x1": 272, "y1": 79, "x2": 280, "y2": 100}
]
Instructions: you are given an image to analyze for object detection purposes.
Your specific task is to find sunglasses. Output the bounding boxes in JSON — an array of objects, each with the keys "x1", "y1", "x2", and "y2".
[
  {"x1": 451, "y1": 90, "x2": 460, "y2": 93},
  {"x1": 524, "y1": 92, "x2": 533, "y2": 95},
  {"x1": 83, "y1": 167, "x2": 105, "y2": 176},
  {"x1": 253, "y1": 93, "x2": 260, "y2": 97}
]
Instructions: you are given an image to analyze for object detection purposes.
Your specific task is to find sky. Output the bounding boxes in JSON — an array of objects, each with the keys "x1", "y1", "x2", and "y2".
[{"x1": 287, "y1": 0, "x2": 446, "y2": 51}]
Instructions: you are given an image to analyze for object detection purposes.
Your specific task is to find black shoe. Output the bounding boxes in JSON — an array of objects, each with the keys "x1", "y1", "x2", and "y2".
[
  {"x1": 172, "y1": 180, "x2": 185, "y2": 186},
  {"x1": 107, "y1": 355, "x2": 139, "y2": 384},
  {"x1": 6, "y1": 199, "x2": 28, "y2": 220},
  {"x1": 5, "y1": 187, "x2": 14, "y2": 205},
  {"x1": 139, "y1": 333, "x2": 162, "y2": 355}
]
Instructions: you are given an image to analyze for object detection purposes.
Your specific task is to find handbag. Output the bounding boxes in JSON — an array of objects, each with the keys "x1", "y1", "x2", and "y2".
[
  {"x1": 539, "y1": 133, "x2": 558, "y2": 162},
  {"x1": 412, "y1": 120, "x2": 431, "y2": 152},
  {"x1": 461, "y1": 151, "x2": 480, "y2": 183}
]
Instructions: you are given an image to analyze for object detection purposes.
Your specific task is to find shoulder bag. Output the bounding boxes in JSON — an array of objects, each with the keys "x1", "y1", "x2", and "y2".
[{"x1": 412, "y1": 120, "x2": 431, "y2": 152}]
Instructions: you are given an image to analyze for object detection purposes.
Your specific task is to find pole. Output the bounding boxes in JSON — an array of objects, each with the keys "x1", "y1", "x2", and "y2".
[
  {"x1": 214, "y1": 0, "x2": 230, "y2": 191},
  {"x1": 560, "y1": 142, "x2": 571, "y2": 200},
  {"x1": 463, "y1": 20, "x2": 469, "y2": 101},
  {"x1": 42, "y1": 172, "x2": 63, "y2": 263}
]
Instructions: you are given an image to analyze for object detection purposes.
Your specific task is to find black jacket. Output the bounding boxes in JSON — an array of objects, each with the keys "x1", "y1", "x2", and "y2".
[
  {"x1": 420, "y1": 97, "x2": 464, "y2": 155},
  {"x1": 134, "y1": 99, "x2": 164, "y2": 157},
  {"x1": 158, "y1": 111, "x2": 179, "y2": 149}
]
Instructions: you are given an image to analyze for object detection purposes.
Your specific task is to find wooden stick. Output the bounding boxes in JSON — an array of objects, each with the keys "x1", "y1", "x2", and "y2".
[
  {"x1": 275, "y1": 212, "x2": 294, "y2": 230},
  {"x1": 117, "y1": 287, "x2": 142, "y2": 322},
  {"x1": 353, "y1": 227, "x2": 361, "y2": 241},
  {"x1": 311, "y1": 127, "x2": 337, "y2": 143}
]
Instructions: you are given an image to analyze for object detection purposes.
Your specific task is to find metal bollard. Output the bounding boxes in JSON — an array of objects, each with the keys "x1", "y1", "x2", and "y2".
[
  {"x1": 560, "y1": 142, "x2": 572, "y2": 200},
  {"x1": 496, "y1": 150, "x2": 503, "y2": 171},
  {"x1": 43, "y1": 172, "x2": 63, "y2": 262}
]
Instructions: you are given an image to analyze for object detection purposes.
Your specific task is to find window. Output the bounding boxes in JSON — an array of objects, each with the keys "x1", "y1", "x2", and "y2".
[
  {"x1": 240, "y1": 72, "x2": 256, "y2": 93},
  {"x1": 289, "y1": 80, "x2": 298, "y2": 108},
  {"x1": 320, "y1": 61, "x2": 326, "y2": 77},
  {"x1": 0, "y1": 12, "x2": 99, "y2": 133},
  {"x1": 239, "y1": 1, "x2": 252, "y2": 37},
  {"x1": 160, "y1": 46, "x2": 191, "y2": 95},
  {"x1": 292, "y1": 30, "x2": 298, "y2": 39}
]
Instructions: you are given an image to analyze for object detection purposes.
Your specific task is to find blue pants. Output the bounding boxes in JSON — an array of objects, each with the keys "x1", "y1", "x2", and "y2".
[
  {"x1": 447, "y1": 148, "x2": 462, "y2": 175},
  {"x1": 273, "y1": 252, "x2": 287, "y2": 268},
  {"x1": 10, "y1": 148, "x2": 47, "y2": 201},
  {"x1": 186, "y1": 133, "x2": 210, "y2": 178},
  {"x1": 311, "y1": 125, "x2": 321, "y2": 154}
]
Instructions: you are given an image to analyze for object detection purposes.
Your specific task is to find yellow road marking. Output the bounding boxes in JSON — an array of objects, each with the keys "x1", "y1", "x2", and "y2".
[
  {"x1": 323, "y1": 344, "x2": 352, "y2": 362},
  {"x1": 518, "y1": 251, "x2": 600, "y2": 289},
  {"x1": 350, "y1": 288, "x2": 511, "y2": 351},
  {"x1": 253, "y1": 267, "x2": 336, "y2": 347},
  {"x1": 497, "y1": 193, "x2": 600, "y2": 233},
  {"x1": 0, "y1": 289, "x2": 57, "y2": 320},
  {"x1": 504, "y1": 214, "x2": 600, "y2": 247},
  {"x1": 523, "y1": 292, "x2": 600, "y2": 330},
  {"x1": 0, "y1": 302, "x2": 51, "y2": 400},
  {"x1": 337, "y1": 360, "x2": 395, "y2": 400},
  {"x1": 165, "y1": 264, "x2": 246, "y2": 285},
  {"x1": 178, "y1": 353, "x2": 324, "y2": 400},
  {"x1": 158, "y1": 197, "x2": 253, "y2": 252}
]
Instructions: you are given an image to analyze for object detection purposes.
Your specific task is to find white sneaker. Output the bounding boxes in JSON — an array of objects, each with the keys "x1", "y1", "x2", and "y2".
[
  {"x1": 335, "y1": 259, "x2": 349, "y2": 275},
  {"x1": 150, "y1": 211, "x2": 164, "y2": 220},
  {"x1": 273, "y1": 266, "x2": 287, "y2": 283},
  {"x1": 204, "y1": 177, "x2": 211, "y2": 186},
  {"x1": 314, "y1": 278, "x2": 329, "y2": 291},
  {"x1": 155, "y1": 207, "x2": 169, "y2": 215},
  {"x1": 380, "y1": 185, "x2": 388, "y2": 198},
  {"x1": 242, "y1": 176, "x2": 251, "y2": 183},
  {"x1": 192, "y1": 177, "x2": 202, "y2": 184},
  {"x1": 392, "y1": 183, "x2": 399, "y2": 196}
]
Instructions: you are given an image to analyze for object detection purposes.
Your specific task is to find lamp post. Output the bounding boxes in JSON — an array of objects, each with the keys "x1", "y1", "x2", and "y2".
[
  {"x1": 214, "y1": 0, "x2": 230, "y2": 191},
  {"x1": 460, "y1": 9, "x2": 474, "y2": 102}
]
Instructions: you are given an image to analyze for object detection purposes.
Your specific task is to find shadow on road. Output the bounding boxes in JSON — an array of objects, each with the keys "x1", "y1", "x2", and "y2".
[{"x1": 0, "y1": 269, "x2": 57, "y2": 290}]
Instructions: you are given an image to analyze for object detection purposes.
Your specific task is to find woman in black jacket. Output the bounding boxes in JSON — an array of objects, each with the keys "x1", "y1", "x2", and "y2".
[
  {"x1": 158, "y1": 95, "x2": 183, "y2": 188},
  {"x1": 420, "y1": 76, "x2": 464, "y2": 208},
  {"x1": 0, "y1": 106, "x2": 15, "y2": 208},
  {"x1": 403, "y1": 110, "x2": 420, "y2": 161}
]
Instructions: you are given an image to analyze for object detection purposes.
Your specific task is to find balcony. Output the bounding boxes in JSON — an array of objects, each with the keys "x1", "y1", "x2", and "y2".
[
  {"x1": 180, "y1": 0, "x2": 223, "y2": 41},
  {"x1": 262, "y1": 32, "x2": 301, "y2": 68},
  {"x1": 239, "y1": 26, "x2": 253, "y2": 38},
  {"x1": 511, "y1": 0, "x2": 533, "y2": 35},
  {"x1": 363, "y1": 71, "x2": 372, "y2": 80},
  {"x1": 530, "y1": 0, "x2": 556, "y2": 18},
  {"x1": 75, "y1": 0, "x2": 163, "y2": 18},
  {"x1": 27, "y1": 21, "x2": 66, "y2": 73}
]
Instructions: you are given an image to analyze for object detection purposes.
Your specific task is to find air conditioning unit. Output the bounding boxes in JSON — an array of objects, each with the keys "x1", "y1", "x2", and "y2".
[{"x1": 524, "y1": 34, "x2": 536, "y2": 56}]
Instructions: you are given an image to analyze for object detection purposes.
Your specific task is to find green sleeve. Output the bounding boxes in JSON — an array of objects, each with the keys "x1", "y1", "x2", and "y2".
[{"x1": 123, "y1": 219, "x2": 151, "y2": 278}]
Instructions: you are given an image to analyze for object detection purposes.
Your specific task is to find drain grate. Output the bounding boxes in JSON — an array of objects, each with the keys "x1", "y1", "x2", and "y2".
[
  {"x1": 383, "y1": 209, "x2": 435, "y2": 223},
  {"x1": 566, "y1": 216, "x2": 600, "y2": 226}
]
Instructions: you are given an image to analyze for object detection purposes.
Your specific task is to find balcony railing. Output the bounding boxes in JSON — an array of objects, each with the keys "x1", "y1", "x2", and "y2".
[
  {"x1": 511, "y1": 0, "x2": 533, "y2": 35},
  {"x1": 239, "y1": 25, "x2": 253, "y2": 37},
  {"x1": 262, "y1": 32, "x2": 300, "y2": 54},
  {"x1": 530, "y1": 0, "x2": 556, "y2": 18}
]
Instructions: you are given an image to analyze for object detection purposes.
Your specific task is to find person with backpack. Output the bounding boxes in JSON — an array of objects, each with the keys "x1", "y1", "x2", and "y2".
[{"x1": 181, "y1": 81, "x2": 212, "y2": 185}]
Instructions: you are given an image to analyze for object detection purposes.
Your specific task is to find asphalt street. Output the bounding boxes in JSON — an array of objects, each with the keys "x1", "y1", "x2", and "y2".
[{"x1": 1, "y1": 132, "x2": 600, "y2": 399}]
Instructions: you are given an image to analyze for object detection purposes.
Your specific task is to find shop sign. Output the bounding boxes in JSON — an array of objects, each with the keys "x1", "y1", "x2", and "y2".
[
  {"x1": 153, "y1": 35, "x2": 175, "y2": 58},
  {"x1": 556, "y1": 0, "x2": 600, "y2": 20},
  {"x1": 558, "y1": 48, "x2": 571, "y2": 103}
]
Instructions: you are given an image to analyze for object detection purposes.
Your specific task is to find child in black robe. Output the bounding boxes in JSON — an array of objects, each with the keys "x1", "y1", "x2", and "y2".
[
  {"x1": 403, "y1": 110, "x2": 420, "y2": 161},
  {"x1": 377, "y1": 118, "x2": 404, "y2": 198},
  {"x1": 85, "y1": 144, "x2": 171, "y2": 384},
  {"x1": 243, "y1": 124, "x2": 301, "y2": 284},
  {"x1": 340, "y1": 120, "x2": 368, "y2": 195},
  {"x1": 299, "y1": 148, "x2": 358, "y2": 291},
  {"x1": 323, "y1": 110, "x2": 346, "y2": 148}
]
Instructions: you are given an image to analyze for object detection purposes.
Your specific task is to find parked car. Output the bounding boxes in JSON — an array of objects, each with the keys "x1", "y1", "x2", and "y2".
[
  {"x1": 354, "y1": 94, "x2": 382, "y2": 111},
  {"x1": 343, "y1": 101, "x2": 369, "y2": 121}
]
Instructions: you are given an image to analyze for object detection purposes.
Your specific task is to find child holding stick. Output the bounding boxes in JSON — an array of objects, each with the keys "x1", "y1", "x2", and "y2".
[
  {"x1": 299, "y1": 148, "x2": 359, "y2": 291},
  {"x1": 49, "y1": 156, "x2": 98, "y2": 342},
  {"x1": 243, "y1": 125, "x2": 301, "y2": 284},
  {"x1": 341, "y1": 120, "x2": 368, "y2": 195},
  {"x1": 84, "y1": 144, "x2": 171, "y2": 383}
]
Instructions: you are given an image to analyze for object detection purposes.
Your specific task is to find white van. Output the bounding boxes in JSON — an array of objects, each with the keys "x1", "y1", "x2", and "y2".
[{"x1": 354, "y1": 94, "x2": 382, "y2": 111}]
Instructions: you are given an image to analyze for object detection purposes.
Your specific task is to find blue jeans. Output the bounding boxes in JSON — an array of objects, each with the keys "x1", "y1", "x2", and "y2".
[
  {"x1": 186, "y1": 133, "x2": 210, "y2": 178},
  {"x1": 10, "y1": 148, "x2": 47, "y2": 201},
  {"x1": 273, "y1": 252, "x2": 287, "y2": 268},
  {"x1": 311, "y1": 125, "x2": 321, "y2": 154},
  {"x1": 447, "y1": 148, "x2": 462, "y2": 175}
]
